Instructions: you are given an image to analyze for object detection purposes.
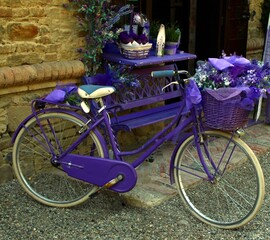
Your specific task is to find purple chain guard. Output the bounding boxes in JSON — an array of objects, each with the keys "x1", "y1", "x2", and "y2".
[{"x1": 61, "y1": 154, "x2": 137, "y2": 193}]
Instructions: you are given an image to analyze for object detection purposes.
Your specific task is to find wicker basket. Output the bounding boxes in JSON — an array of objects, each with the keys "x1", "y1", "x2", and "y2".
[
  {"x1": 119, "y1": 43, "x2": 152, "y2": 59},
  {"x1": 202, "y1": 90, "x2": 250, "y2": 131}
]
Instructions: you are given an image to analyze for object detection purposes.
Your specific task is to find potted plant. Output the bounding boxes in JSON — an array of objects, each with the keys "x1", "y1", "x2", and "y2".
[
  {"x1": 149, "y1": 20, "x2": 161, "y2": 39},
  {"x1": 64, "y1": 0, "x2": 132, "y2": 76},
  {"x1": 147, "y1": 20, "x2": 160, "y2": 51},
  {"x1": 165, "y1": 23, "x2": 181, "y2": 55}
]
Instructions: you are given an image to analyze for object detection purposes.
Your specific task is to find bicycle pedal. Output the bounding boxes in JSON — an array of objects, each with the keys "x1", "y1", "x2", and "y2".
[
  {"x1": 96, "y1": 175, "x2": 124, "y2": 193},
  {"x1": 89, "y1": 175, "x2": 123, "y2": 199},
  {"x1": 104, "y1": 175, "x2": 123, "y2": 189}
]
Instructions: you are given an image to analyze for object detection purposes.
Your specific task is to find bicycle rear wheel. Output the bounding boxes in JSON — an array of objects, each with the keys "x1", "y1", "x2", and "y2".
[
  {"x1": 13, "y1": 111, "x2": 105, "y2": 207},
  {"x1": 173, "y1": 130, "x2": 264, "y2": 229}
]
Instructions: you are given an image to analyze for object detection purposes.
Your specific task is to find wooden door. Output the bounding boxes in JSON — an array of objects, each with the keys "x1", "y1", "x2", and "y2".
[
  {"x1": 223, "y1": 0, "x2": 250, "y2": 56},
  {"x1": 195, "y1": 0, "x2": 250, "y2": 60}
]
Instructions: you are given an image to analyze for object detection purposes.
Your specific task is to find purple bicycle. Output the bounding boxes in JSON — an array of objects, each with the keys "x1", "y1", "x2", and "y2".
[{"x1": 12, "y1": 69, "x2": 264, "y2": 229}]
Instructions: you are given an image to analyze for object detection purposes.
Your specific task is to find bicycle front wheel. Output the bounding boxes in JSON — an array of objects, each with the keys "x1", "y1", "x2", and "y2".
[
  {"x1": 173, "y1": 130, "x2": 264, "y2": 229},
  {"x1": 13, "y1": 112, "x2": 105, "y2": 207}
]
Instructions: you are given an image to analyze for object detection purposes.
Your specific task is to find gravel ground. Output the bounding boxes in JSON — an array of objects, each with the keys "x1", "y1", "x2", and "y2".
[{"x1": 1, "y1": 151, "x2": 270, "y2": 240}]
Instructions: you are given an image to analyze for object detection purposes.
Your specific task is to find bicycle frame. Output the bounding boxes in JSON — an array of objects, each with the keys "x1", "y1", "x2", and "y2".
[
  {"x1": 53, "y1": 101, "x2": 212, "y2": 183},
  {"x1": 38, "y1": 94, "x2": 190, "y2": 159},
  {"x1": 13, "y1": 83, "x2": 230, "y2": 193},
  {"x1": 11, "y1": 72, "x2": 265, "y2": 228}
]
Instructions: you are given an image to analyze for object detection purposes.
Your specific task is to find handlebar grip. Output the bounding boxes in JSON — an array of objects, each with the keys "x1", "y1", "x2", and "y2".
[{"x1": 151, "y1": 70, "x2": 175, "y2": 78}]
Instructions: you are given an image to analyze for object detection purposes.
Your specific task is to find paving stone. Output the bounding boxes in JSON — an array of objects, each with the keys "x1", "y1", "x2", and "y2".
[
  {"x1": 121, "y1": 123, "x2": 270, "y2": 208},
  {"x1": 0, "y1": 164, "x2": 13, "y2": 184}
]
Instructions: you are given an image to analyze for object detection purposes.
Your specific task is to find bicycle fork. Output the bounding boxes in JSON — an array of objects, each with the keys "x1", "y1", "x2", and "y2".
[{"x1": 196, "y1": 130, "x2": 243, "y2": 183}]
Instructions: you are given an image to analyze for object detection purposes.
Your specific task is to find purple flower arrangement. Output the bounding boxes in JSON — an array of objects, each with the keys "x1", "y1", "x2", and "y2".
[
  {"x1": 118, "y1": 11, "x2": 150, "y2": 45},
  {"x1": 192, "y1": 53, "x2": 270, "y2": 111},
  {"x1": 193, "y1": 54, "x2": 270, "y2": 93}
]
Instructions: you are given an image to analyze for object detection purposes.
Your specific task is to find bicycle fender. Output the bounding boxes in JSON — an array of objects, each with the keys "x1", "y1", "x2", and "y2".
[
  {"x1": 11, "y1": 109, "x2": 108, "y2": 158},
  {"x1": 11, "y1": 108, "x2": 87, "y2": 144},
  {"x1": 12, "y1": 113, "x2": 35, "y2": 144}
]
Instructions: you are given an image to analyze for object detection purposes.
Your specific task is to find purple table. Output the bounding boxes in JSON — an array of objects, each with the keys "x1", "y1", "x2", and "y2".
[{"x1": 103, "y1": 51, "x2": 197, "y2": 67}]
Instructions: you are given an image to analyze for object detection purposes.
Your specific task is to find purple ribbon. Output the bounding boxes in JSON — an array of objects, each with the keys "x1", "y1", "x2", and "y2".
[
  {"x1": 208, "y1": 58, "x2": 234, "y2": 71},
  {"x1": 44, "y1": 89, "x2": 66, "y2": 102},
  {"x1": 185, "y1": 79, "x2": 202, "y2": 111},
  {"x1": 44, "y1": 85, "x2": 77, "y2": 103},
  {"x1": 208, "y1": 56, "x2": 251, "y2": 71},
  {"x1": 223, "y1": 55, "x2": 250, "y2": 66},
  {"x1": 205, "y1": 87, "x2": 247, "y2": 101}
]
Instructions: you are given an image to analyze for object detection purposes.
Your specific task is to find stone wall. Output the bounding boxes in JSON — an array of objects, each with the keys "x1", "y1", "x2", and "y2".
[
  {"x1": 0, "y1": 0, "x2": 86, "y2": 183},
  {"x1": 0, "y1": 0, "x2": 84, "y2": 67},
  {"x1": 0, "y1": 60, "x2": 85, "y2": 184},
  {"x1": 247, "y1": 0, "x2": 265, "y2": 60}
]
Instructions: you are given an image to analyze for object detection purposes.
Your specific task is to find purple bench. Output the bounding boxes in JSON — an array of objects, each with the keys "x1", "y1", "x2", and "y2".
[
  {"x1": 103, "y1": 64, "x2": 183, "y2": 132},
  {"x1": 102, "y1": 51, "x2": 196, "y2": 133}
]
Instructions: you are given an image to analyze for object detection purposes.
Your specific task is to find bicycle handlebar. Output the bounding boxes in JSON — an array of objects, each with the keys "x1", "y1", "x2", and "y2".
[
  {"x1": 151, "y1": 70, "x2": 191, "y2": 78},
  {"x1": 151, "y1": 70, "x2": 175, "y2": 78}
]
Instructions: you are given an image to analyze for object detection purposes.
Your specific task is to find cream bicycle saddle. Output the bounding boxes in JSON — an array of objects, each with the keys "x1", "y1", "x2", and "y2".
[{"x1": 78, "y1": 85, "x2": 115, "y2": 99}]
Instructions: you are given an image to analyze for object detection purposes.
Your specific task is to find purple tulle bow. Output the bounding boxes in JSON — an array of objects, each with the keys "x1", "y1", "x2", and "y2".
[
  {"x1": 208, "y1": 56, "x2": 251, "y2": 71},
  {"x1": 208, "y1": 58, "x2": 234, "y2": 71},
  {"x1": 185, "y1": 79, "x2": 202, "y2": 111},
  {"x1": 44, "y1": 85, "x2": 77, "y2": 102},
  {"x1": 223, "y1": 55, "x2": 250, "y2": 66}
]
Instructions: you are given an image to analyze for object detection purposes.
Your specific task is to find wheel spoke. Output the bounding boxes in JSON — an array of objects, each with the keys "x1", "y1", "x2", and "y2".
[
  {"x1": 174, "y1": 131, "x2": 264, "y2": 229},
  {"x1": 13, "y1": 112, "x2": 104, "y2": 207}
]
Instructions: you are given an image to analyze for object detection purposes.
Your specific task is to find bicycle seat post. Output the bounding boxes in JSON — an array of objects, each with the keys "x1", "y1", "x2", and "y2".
[{"x1": 95, "y1": 98, "x2": 106, "y2": 113}]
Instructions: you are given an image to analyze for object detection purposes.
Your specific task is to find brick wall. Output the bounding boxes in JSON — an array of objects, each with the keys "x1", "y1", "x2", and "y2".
[
  {"x1": 0, "y1": 0, "x2": 87, "y2": 183},
  {"x1": 247, "y1": 0, "x2": 265, "y2": 59},
  {"x1": 0, "y1": 0, "x2": 84, "y2": 66},
  {"x1": 0, "y1": 60, "x2": 85, "y2": 184}
]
